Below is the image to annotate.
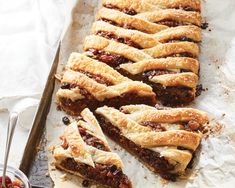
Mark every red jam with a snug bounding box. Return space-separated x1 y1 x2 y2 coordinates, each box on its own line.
0 176 24 188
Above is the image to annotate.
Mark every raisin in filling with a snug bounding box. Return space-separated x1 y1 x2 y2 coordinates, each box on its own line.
77 70 113 86
78 126 109 151
97 116 177 181
96 31 143 49
163 36 196 43
143 69 177 77
101 18 136 30
176 6 200 12
87 48 133 67
60 159 132 188
140 121 166 131
104 4 137 15
156 19 191 27
182 120 201 131
100 18 149 33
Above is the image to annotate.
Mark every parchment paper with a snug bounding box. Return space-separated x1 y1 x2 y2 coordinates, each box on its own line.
46 0 235 187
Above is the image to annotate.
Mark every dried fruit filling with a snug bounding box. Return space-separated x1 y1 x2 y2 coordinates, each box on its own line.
97 116 177 181
60 159 132 188
96 31 142 49
87 48 132 67
78 126 110 151
0 176 24 188
104 4 137 15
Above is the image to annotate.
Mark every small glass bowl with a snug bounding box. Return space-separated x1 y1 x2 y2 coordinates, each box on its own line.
0 164 31 188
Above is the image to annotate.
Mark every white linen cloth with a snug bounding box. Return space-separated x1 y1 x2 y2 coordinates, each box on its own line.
0 0 75 167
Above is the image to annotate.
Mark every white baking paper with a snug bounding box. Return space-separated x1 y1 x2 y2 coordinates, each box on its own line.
46 0 235 187
0 0 71 167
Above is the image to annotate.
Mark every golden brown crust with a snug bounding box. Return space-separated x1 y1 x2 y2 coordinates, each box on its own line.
57 53 155 102
120 105 209 125
154 25 201 42
129 130 201 150
150 72 198 88
67 53 130 84
102 0 201 13
120 57 199 74
136 9 201 27
143 41 199 58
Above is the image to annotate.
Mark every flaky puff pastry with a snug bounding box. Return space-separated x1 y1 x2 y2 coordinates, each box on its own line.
53 108 123 168
96 105 209 174
57 53 155 102
102 0 201 13
53 108 132 187
120 57 199 88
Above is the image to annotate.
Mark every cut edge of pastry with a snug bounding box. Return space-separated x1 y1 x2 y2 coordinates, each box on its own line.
52 108 132 188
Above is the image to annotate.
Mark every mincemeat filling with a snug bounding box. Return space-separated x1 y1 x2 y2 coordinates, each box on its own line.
60 159 132 188
96 31 143 49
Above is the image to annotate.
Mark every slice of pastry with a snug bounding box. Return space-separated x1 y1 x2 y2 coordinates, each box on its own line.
52 108 132 188
56 53 156 116
95 105 209 181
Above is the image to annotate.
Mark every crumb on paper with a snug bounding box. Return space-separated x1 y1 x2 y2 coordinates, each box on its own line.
202 121 224 139
50 162 56 170
60 173 71 182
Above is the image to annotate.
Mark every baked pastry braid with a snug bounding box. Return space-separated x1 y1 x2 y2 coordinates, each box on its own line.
95 104 209 181
56 53 156 115
102 0 201 13
52 108 132 188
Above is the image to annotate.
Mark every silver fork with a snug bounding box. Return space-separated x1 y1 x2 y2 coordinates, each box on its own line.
1 112 18 187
